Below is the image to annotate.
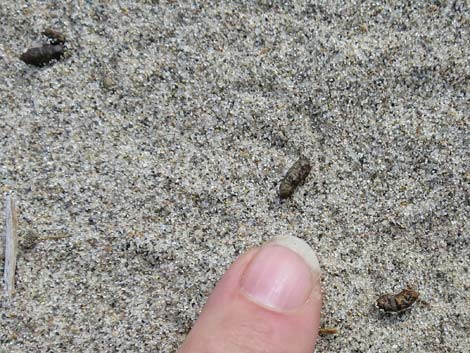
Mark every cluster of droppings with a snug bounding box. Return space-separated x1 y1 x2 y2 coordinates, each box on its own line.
0 0 468 352
19 28 67 66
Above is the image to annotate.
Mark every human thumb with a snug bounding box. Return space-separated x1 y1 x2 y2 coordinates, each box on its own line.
178 235 322 353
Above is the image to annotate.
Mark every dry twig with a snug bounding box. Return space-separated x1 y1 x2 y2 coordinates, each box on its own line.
3 194 18 298
319 327 339 335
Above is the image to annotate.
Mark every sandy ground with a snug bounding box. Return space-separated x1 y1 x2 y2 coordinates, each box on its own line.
1 1 469 352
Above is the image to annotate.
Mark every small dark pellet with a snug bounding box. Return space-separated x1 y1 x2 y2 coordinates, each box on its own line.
20 44 65 66
279 156 311 199
376 288 420 313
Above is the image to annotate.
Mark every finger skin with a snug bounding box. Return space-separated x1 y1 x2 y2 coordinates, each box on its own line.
178 248 322 353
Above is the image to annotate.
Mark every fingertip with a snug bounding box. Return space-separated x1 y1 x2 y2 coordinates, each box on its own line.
270 235 321 274
179 236 322 353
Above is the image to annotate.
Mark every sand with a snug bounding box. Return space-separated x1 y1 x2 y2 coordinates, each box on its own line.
0 1 469 352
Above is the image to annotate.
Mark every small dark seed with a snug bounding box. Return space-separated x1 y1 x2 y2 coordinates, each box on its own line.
279 156 311 199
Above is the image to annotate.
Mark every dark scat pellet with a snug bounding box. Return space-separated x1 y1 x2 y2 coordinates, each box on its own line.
376 288 420 313
279 156 311 199
42 28 66 44
20 44 65 66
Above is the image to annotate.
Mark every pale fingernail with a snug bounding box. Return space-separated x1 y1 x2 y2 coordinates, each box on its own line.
240 235 320 311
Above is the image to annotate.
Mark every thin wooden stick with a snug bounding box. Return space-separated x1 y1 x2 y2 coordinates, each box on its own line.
3 194 18 298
